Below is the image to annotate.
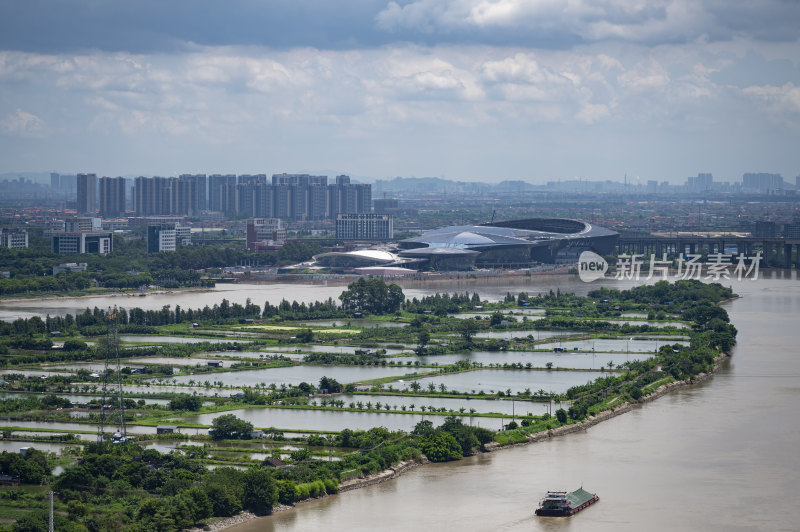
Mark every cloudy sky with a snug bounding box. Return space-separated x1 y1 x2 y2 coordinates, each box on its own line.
1 0 798 183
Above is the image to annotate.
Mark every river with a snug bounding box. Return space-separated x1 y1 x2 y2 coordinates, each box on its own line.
225 273 800 532
1 273 798 530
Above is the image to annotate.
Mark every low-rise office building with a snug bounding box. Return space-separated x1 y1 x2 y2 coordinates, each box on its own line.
336 213 393 240
0 228 28 249
52 232 113 255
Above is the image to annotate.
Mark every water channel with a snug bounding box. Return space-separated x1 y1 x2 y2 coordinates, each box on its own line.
2 274 799 530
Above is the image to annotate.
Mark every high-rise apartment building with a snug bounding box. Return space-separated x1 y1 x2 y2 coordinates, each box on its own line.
179 174 207 211
133 176 199 216
99 176 126 217
77 173 97 214
743 173 784 193
686 173 713 193
125 172 371 221
209 174 236 211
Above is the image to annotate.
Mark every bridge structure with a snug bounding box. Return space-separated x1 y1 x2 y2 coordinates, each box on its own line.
615 235 800 269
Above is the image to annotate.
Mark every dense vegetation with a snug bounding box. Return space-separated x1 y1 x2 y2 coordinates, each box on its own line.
1 415 494 532
0 236 326 296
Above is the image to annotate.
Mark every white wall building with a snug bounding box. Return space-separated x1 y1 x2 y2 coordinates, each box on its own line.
0 228 28 249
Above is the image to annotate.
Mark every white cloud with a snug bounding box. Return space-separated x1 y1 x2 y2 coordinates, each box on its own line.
575 102 611 123
743 83 800 118
617 58 670 92
0 108 49 138
0 38 798 178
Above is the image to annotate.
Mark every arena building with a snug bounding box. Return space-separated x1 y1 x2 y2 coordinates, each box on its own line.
311 218 617 272
396 218 618 270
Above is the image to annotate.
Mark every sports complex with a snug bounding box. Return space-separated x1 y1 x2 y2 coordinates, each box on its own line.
313 218 618 272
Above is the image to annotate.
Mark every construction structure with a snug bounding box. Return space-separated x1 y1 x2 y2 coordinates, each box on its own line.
97 307 129 444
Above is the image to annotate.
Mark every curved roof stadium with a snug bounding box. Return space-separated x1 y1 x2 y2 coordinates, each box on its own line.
398 218 617 270
314 249 401 269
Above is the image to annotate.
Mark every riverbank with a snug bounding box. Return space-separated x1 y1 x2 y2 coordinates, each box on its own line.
199 458 429 531
0 286 211 303
207 352 730 532
484 351 729 451
236 267 573 286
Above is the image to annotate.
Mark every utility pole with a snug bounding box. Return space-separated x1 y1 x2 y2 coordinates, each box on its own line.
49 490 54 532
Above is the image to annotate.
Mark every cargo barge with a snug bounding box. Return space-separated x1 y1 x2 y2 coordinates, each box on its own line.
534 488 598 516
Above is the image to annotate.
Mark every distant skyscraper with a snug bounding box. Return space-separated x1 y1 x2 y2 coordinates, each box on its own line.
132 176 198 216
179 174 207 211
686 173 713 193
238 174 267 185
99 176 126 217
76 173 97 214
743 173 784 193
208 174 236 211
126 172 371 221
169 178 197 215
50 172 60 190
60 174 77 193
133 176 161 215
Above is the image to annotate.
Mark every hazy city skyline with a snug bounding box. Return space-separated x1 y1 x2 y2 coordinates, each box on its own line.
1 1 798 183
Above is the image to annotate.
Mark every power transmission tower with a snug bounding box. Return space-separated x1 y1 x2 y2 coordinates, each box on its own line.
97 306 127 444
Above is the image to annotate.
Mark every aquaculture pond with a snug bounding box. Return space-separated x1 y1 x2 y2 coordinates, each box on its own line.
472 329 577 340
262 345 412 356
297 319 408 328
96 384 247 397
399 368 604 395
338 394 552 416
177 408 504 433
120 335 253 345
0 441 75 454
600 319 689 328
0 392 172 406
535 338 689 352
408 350 653 370
165 365 427 387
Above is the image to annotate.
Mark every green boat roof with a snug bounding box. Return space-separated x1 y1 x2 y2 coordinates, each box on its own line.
567 488 595 507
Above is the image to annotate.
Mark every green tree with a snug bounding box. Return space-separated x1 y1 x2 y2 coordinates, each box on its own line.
417 330 430 353
319 376 342 393
490 312 504 326
458 319 478 343
296 328 314 343
420 432 463 462
12 511 48 532
555 408 568 423
242 467 277 516
168 394 203 411
210 414 254 440
339 278 404 314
